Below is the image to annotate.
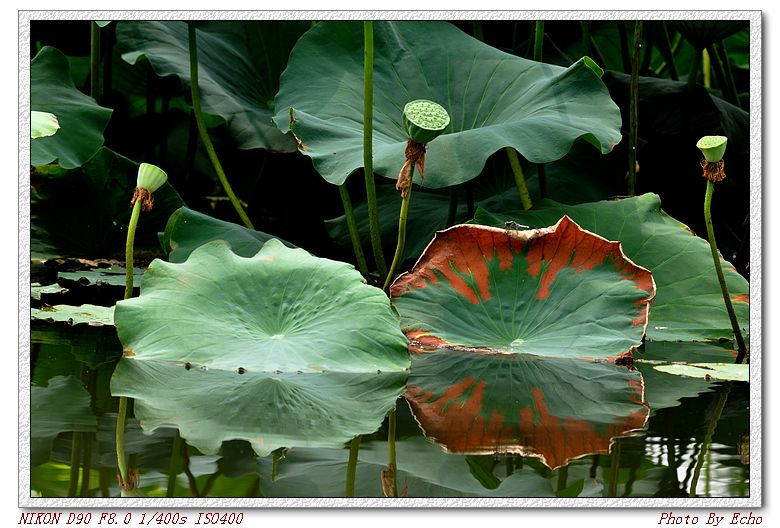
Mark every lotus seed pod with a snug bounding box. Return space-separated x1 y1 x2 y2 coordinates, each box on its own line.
136 163 168 193
403 99 450 144
696 136 728 163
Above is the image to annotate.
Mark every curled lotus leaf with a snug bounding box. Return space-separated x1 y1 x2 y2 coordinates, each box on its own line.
111 240 410 456
273 21 622 188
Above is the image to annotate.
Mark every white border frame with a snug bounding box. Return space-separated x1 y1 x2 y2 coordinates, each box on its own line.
18 10 762 509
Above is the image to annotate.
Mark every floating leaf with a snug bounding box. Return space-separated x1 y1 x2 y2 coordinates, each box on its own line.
163 207 293 264
405 349 648 470
112 240 409 456
31 376 97 465
653 363 748 382
116 21 308 152
475 193 748 342
274 21 622 187
32 304 114 326
31 283 68 301
58 265 143 288
392 216 655 360
31 46 113 168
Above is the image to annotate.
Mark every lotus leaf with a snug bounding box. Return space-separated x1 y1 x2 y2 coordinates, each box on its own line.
111 240 409 456
58 266 144 288
163 207 293 264
31 304 114 326
31 376 97 465
653 363 748 382
116 21 308 152
474 193 749 342
31 46 113 168
273 21 622 188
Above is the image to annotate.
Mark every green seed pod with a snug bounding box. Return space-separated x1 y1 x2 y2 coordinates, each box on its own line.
403 99 450 144
696 135 728 163
136 163 168 193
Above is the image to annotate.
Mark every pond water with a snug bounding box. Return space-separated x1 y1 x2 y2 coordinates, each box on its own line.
29 323 749 499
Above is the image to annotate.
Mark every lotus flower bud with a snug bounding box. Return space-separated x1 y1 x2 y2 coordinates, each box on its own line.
696 135 728 163
403 99 450 144
136 163 168 193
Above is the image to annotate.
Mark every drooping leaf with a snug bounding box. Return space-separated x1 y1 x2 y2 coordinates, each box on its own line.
404 348 648 470
31 46 113 168
273 21 622 188
31 148 184 260
31 376 97 465
111 240 410 456
116 20 309 152
392 216 654 360
474 193 749 342
31 304 114 326
653 363 748 382
163 207 294 264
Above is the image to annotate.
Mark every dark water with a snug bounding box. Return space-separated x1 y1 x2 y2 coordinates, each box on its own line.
29 323 749 499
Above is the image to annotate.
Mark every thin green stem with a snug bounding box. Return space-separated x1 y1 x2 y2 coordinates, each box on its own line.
345 436 361 497
338 184 369 275
656 22 679 80
702 48 712 89
115 396 129 488
68 432 83 497
387 406 398 498
363 22 387 277
89 22 101 101
709 43 739 106
688 48 702 89
689 382 732 496
506 147 532 210
383 171 414 291
533 21 544 62
166 431 183 498
714 42 740 107
556 465 568 493
124 200 142 300
608 437 621 497
617 21 631 74
704 181 748 362
188 22 254 230
628 21 642 196
80 432 94 496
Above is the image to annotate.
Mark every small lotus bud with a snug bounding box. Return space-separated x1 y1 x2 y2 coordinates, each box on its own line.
136 163 168 193
696 135 728 163
403 99 450 144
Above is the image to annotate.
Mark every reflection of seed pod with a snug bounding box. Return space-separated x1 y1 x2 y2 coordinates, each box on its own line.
403 99 450 144
696 135 728 163
136 163 168 193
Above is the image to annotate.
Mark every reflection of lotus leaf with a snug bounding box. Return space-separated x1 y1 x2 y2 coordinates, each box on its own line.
274 21 622 188
111 240 410 456
391 217 653 468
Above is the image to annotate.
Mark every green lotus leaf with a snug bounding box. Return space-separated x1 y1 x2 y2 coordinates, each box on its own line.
258 437 555 497
392 216 655 360
31 283 68 301
116 20 309 152
273 21 622 188
31 304 114 326
163 207 294 264
404 349 648 469
474 193 749 342
111 240 410 456
31 47 113 168
31 148 184 260
653 363 748 382
58 265 144 288
31 376 97 465
668 21 747 50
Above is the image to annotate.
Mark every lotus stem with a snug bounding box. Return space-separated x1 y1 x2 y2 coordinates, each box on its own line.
533 21 544 62
628 21 642 196
715 41 740 107
556 465 567 492
704 180 748 362
688 48 702 89
115 395 130 489
608 437 621 497
124 200 141 300
506 147 532 210
708 43 739 106
383 174 413 291
166 431 183 497
656 22 679 81
702 48 712 89
363 21 387 278
689 382 732 496
345 435 361 497
68 431 83 497
80 432 94 496
187 22 254 230
387 407 398 497
338 184 369 275
89 22 101 101
617 21 631 74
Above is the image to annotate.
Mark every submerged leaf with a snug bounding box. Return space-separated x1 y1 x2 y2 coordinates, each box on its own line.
274 21 621 187
112 240 409 456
